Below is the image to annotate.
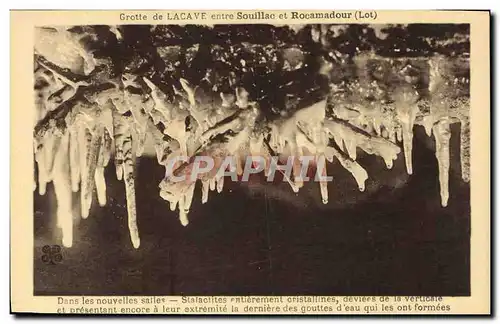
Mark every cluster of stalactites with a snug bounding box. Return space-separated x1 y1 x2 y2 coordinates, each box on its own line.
264 100 401 205
338 53 470 207
33 53 262 248
33 53 470 250
34 97 142 248
34 64 150 249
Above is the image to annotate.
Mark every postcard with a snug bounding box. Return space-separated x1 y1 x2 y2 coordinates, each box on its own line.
10 9 490 315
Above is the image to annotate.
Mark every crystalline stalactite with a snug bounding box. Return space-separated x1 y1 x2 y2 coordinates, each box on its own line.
43 131 60 178
427 56 467 207
396 104 418 175
131 123 147 158
391 84 420 175
396 126 403 143
94 163 106 207
35 143 48 196
317 154 329 204
433 118 451 207
421 116 434 137
69 126 81 192
201 180 210 204
151 128 177 168
80 126 102 219
113 112 141 248
144 78 192 156
291 154 304 189
179 183 196 226
401 114 416 175
261 139 299 193
323 118 400 170
216 175 224 193
169 200 177 212
343 136 357 160
327 144 368 192
127 98 150 157
143 78 173 123
113 116 126 181
95 130 112 207
123 137 141 248
52 130 73 247
297 118 369 193
77 125 90 218
121 127 140 247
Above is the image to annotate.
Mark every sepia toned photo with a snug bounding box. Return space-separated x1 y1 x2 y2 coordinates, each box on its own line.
11 10 490 315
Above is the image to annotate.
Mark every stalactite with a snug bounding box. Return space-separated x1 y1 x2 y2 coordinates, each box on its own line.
327 144 368 192
52 130 73 247
123 128 140 248
69 126 80 192
397 105 418 175
323 118 400 170
94 131 111 207
35 143 48 196
81 126 103 219
317 154 329 204
113 112 141 248
201 179 210 204
433 118 451 207
78 126 91 218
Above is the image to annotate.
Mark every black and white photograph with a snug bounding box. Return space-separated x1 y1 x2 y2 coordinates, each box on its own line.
32 22 472 298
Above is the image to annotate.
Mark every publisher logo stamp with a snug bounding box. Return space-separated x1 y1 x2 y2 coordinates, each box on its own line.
41 245 63 265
